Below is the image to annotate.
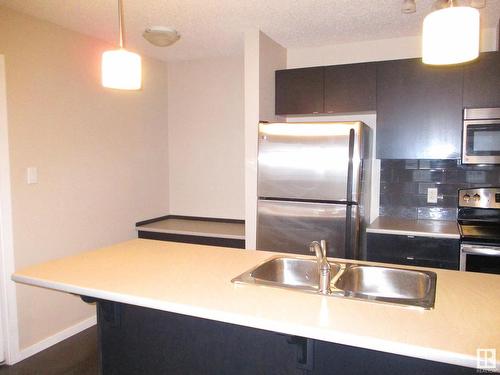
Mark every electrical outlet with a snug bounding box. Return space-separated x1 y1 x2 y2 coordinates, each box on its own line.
427 188 438 204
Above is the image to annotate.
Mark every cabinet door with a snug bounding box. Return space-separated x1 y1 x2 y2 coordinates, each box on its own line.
366 233 459 270
275 67 324 115
324 63 376 113
463 51 500 108
376 59 463 159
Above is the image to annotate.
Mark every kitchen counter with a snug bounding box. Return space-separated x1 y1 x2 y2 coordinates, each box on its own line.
12 239 499 369
367 217 460 239
135 217 245 240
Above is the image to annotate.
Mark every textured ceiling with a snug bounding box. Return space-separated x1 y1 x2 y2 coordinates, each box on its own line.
1 0 499 61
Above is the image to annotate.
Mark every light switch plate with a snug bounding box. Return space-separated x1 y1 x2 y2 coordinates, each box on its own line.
27 167 38 184
427 187 438 204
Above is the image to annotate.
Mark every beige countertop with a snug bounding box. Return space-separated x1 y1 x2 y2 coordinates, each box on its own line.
367 217 460 239
12 239 500 370
136 218 245 240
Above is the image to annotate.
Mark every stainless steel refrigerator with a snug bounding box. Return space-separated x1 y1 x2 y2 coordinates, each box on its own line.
256 121 372 260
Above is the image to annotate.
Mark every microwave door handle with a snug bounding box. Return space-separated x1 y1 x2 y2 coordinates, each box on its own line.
461 245 500 257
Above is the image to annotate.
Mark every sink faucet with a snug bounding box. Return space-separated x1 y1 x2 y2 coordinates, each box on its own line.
309 240 331 295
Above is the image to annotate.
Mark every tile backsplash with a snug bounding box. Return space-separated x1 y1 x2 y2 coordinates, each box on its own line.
379 160 500 221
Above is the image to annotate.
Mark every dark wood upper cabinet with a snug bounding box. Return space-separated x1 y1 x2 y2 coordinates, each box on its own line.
275 67 324 115
324 63 376 113
376 59 463 159
275 53 499 159
463 51 500 108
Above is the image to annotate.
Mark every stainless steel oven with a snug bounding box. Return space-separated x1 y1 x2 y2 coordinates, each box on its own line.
462 107 500 165
458 188 500 275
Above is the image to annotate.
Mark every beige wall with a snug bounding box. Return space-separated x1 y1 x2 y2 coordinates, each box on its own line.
243 30 261 249
167 56 244 219
287 27 499 68
0 7 169 350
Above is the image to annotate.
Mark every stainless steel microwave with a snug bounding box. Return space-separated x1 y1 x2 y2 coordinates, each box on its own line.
462 107 500 164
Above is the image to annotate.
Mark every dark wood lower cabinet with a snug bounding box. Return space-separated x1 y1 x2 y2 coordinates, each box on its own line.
93 299 474 375
367 233 460 270
137 230 245 249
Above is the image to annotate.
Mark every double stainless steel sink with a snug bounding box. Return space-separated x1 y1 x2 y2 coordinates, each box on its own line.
232 256 437 309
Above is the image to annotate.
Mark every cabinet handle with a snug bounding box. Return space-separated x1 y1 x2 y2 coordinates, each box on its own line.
406 256 415 260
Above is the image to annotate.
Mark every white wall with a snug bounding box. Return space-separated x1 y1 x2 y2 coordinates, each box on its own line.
287 27 499 68
167 56 245 219
0 6 169 360
244 30 287 250
259 33 287 122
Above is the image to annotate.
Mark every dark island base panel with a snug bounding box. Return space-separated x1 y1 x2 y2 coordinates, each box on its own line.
92 299 475 375
137 230 245 249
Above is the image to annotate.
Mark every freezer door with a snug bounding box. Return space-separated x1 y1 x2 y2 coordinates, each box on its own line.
257 200 359 258
258 122 364 202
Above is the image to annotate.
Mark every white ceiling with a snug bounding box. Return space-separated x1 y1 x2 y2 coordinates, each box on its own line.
1 0 499 62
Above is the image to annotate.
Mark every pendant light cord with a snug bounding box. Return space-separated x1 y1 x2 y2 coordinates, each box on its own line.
118 0 124 48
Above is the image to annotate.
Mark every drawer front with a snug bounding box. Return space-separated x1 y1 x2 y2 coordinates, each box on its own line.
366 233 459 270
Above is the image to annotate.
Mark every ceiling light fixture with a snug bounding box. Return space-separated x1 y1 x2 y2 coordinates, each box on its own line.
422 0 480 65
143 26 181 47
402 0 417 14
101 0 142 90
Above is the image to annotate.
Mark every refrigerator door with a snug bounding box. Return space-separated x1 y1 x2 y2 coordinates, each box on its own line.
258 122 364 203
257 200 359 258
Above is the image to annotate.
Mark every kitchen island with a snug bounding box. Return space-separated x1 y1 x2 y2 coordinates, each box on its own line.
13 239 500 374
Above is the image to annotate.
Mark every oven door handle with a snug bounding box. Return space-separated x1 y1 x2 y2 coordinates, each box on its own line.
461 244 500 257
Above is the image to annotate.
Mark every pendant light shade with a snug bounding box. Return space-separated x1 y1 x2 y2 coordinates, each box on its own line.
102 49 141 90
422 6 480 65
101 0 142 90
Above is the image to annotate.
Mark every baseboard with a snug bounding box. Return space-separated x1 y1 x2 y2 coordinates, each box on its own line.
15 315 96 364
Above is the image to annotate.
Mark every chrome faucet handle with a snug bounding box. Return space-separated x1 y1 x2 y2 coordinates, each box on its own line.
309 241 322 256
309 240 329 262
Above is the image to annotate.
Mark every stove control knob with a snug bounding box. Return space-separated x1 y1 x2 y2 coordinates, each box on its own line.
473 194 481 202
463 194 470 202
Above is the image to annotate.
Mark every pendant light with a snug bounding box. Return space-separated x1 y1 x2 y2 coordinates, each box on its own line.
422 1 480 65
101 0 142 90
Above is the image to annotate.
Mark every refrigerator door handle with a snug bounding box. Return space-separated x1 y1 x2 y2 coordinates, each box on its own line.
344 129 355 259
346 128 355 202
